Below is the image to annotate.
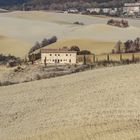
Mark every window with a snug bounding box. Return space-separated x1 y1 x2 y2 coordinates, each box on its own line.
55 54 57 56
58 54 60 56
50 54 52 56
66 54 68 56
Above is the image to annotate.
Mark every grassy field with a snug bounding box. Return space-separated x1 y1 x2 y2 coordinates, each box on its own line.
1 11 140 140
1 64 140 139
0 36 31 57
2 11 140 27
0 11 140 57
48 39 115 54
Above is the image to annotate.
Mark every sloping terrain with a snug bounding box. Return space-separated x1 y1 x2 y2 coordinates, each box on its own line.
3 11 140 28
47 38 114 54
0 11 140 57
0 35 31 57
67 24 140 42
1 64 140 140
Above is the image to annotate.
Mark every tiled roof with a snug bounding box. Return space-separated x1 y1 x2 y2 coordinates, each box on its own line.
41 48 77 53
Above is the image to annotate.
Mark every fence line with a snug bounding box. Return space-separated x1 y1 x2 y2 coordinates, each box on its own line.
77 52 140 64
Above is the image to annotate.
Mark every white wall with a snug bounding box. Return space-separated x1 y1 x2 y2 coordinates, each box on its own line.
123 6 140 13
41 52 77 64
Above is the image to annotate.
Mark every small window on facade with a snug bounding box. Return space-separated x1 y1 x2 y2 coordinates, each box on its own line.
50 54 52 56
58 54 60 56
66 54 68 56
55 54 57 56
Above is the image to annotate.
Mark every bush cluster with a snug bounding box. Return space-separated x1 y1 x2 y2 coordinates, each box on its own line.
0 54 21 65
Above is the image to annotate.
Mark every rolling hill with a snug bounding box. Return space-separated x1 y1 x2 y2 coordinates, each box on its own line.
1 63 140 139
0 11 140 57
0 35 31 57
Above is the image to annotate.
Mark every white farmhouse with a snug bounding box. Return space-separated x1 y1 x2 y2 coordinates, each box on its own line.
102 8 110 14
41 48 77 65
67 8 79 13
123 2 140 14
87 8 101 14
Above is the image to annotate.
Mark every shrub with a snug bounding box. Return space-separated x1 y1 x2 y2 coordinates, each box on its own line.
35 74 41 80
0 54 21 65
79 50 91 55
0 81 18 86
69 46 80 54
48 36 57 44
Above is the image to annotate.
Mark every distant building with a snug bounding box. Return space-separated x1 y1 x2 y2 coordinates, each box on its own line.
86 8 101 14
102 8 111 14
41 48 77 64
86 7 118 15
67 8 79 14
123 2 140 15
102 8 118 15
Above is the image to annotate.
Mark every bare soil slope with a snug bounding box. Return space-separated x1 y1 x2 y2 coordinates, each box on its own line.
1 64 140 140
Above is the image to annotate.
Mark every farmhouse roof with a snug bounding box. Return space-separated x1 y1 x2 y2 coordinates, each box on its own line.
41 48 77 53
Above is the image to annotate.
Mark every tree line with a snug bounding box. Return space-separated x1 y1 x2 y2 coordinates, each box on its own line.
0 0 136 10
113 37 140 54
69 46 91 55
28 36 57 55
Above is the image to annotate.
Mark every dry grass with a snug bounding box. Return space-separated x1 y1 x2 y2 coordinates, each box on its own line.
95 53 140 61
1 64 140 139
0 11 140 57
48 39 115 54
0 36 31 57
66 24 140 42
2 11 140 27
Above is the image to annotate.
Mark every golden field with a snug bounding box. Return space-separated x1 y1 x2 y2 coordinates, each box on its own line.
0 11 140 57
48 39 115 54
1 64 140 139
0 11 140 140
0 36 31 57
